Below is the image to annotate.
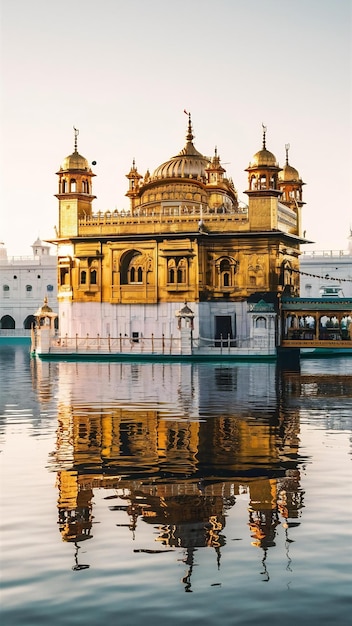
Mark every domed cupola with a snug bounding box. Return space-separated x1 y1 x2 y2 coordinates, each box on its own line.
205 147 226 185
60 128 91 172
125 159 143 211
56 128 96 198
246 125 282 194
278 143 305 207
61 151 89 172
151 113 211 181
56 128 96 237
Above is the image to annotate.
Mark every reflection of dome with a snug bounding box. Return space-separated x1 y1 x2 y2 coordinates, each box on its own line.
61 150 89 171
278 163 300 182
152 118 210 180
250 148 278 167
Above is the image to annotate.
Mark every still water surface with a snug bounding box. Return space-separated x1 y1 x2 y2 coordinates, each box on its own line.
0 343 351 626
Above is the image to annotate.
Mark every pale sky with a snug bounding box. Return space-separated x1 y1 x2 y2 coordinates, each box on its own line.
1 0 351 256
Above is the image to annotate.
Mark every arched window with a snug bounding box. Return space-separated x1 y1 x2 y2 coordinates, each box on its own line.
80 270 87 285
47 284 54 292
255 316 267 329
62 179 67 193
1 315 15 329
259 174 267 189
177 259 187 284
26 285 32 292
281 261 293 289
60 268 69 286
120 250 143 285
168 259 176 284
24 315 36 330
70 179 77 192
137 267 143 282
3 284 9 292
250 175 257 190
169 266 175 283
220 259 231 288
90 269 97 285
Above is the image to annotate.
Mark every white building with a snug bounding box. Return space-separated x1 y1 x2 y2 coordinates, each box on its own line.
0 238 58 335
300 232 352 298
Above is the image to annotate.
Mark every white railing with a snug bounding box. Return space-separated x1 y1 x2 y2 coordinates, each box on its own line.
43 333 258 355
301 250 350 257
50 334 182 355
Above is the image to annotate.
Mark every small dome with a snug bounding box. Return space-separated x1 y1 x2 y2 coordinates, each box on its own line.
61 150 89 171
35 297 55 316
278 163 300 182
250 148 278 167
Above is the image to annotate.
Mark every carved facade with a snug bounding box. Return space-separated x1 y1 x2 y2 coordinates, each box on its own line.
51 117 306 345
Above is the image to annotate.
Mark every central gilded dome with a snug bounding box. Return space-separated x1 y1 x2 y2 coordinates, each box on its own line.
152 117 210 180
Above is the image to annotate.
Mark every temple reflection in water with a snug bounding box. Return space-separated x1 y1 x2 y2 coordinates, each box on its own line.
31 359 308 583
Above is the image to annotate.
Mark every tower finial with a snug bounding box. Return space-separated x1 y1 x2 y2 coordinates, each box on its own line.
73 126 79 152
184 109 194 143
262 123 267 149
285 143 290 165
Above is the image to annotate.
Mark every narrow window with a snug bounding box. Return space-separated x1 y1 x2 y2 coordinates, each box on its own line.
90 269 97 285
60 268 69 285
256 316 267 329
81 270 87 285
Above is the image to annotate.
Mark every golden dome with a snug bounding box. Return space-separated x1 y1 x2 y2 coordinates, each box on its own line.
152 115 210 180
250 148 278 167
249 125 278 168
35 297 55 316
278 163 300 182
61 150 89 171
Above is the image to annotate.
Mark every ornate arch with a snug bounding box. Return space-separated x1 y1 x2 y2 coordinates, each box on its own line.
120 249 152 285
214 255 238 289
